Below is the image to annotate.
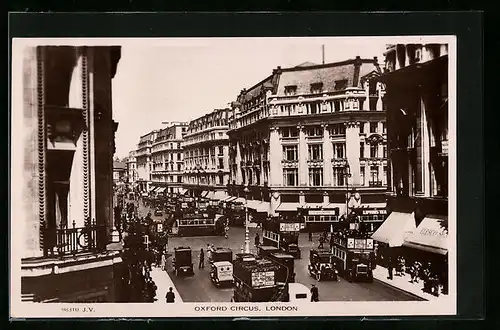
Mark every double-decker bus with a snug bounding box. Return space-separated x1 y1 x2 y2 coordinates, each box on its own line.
330 231 375 282
262 217 305 259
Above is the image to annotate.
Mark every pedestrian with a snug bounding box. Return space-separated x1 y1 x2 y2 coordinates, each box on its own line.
255 233 260 248
199 248 205 269
387 258 394 280
165 287 175 303
308 232 312 242
310 284 319 302
318 236 324 250
161 252 166 271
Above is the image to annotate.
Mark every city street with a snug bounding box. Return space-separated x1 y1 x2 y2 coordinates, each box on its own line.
137 200 422 303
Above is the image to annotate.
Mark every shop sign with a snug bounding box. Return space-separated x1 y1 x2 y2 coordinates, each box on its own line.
309 209 339 216
279 223 304 232
362 209 387 215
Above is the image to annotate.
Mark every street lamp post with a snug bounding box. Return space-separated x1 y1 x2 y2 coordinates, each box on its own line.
344 163 352 221
244 185 250 253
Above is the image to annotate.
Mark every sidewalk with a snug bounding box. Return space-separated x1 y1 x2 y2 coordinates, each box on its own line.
150 267 184 304
372 265 447 301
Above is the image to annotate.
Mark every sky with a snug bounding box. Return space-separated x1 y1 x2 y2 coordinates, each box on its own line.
111 37 388 159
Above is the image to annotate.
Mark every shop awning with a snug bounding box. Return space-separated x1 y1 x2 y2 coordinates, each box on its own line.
205 191 215 199
178 188 188 195
149 186 158 192
403 215 448 255
276 203 301 212
157 187 166 193
224 196 237 202
247 200 271 213
371 211 416 247
212 191 227 201
233 197 246 204
201 191 209 198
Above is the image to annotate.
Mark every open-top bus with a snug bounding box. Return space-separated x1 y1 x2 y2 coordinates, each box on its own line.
262 217 305 259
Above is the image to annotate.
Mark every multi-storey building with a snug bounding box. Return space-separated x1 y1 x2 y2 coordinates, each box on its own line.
135 130 157 193
183 108 232 200
373 44 449 282
151 122 188 195
227 57 388 231
18 45 124 302
126 150 138 186
113 161 127 184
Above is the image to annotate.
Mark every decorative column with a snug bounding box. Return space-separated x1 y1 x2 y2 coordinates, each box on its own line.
298 125 308 186
260 142 265 185
345 121 361 186
299 191 306 207
322 191 330 206
322 124 332 186
236 140 242 184
269 127 282 186
363 80 370 111
376 82 383 110
364 142 370 187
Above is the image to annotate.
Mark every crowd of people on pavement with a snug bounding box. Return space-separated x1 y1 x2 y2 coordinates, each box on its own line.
386 255 448 297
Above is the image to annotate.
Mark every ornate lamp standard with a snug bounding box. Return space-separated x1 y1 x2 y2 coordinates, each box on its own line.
344 163 352 220
244 185 250 253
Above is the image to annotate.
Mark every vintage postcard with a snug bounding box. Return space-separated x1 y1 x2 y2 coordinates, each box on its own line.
10 36 456 318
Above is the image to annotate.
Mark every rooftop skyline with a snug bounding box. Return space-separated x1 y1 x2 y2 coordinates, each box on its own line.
111 38 388 158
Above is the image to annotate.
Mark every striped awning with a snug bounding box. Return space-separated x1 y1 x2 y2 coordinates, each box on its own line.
276 203 301 212
157 187 166 193
201 191 209 198
246 200 271 213
206 191 215 199
224 196 237 202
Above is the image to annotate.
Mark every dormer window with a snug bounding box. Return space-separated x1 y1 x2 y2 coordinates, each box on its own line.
284 85 297 96
310 82 323 94
334 79 348 91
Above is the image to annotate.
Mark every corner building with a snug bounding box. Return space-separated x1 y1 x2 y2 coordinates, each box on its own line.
183 109 232 200
150 122 188 195
20 46 123 302
374 44 449 285
228 58 388 231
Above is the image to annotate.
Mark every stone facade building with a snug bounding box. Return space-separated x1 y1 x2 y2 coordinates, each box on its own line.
227 58 388 231
183 109 232 200
19 46 123 302
135 130 157 193
150 122 188 195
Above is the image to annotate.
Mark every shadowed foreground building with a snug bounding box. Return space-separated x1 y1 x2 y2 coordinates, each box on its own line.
373 44 449 289
20 46 124 302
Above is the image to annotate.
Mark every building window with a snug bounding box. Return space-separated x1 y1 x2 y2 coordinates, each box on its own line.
310 82 323 94
177 153 181 160
333 143 345 159
382 122 387 134
308 144 323 160
309 102 320 114
383 166 387 185
360 142 365 158
218 146 224 155
177 164 182 171
218 158 224 170
334 79 348 91
178 176 182 183
360 167 365 185
283 168 298 186
383 145 387 158
333 168 345 186
370 144 378 158
309 168 323 186
281 127 299 138
370 166 379 185
283 145 298 161
306 126 323 137
219 174 224 185
329 123 346 136
370 122 378 133
359 122 365 134
284 85 297 96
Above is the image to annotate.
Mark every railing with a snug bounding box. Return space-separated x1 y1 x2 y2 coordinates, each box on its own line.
42 220 107 258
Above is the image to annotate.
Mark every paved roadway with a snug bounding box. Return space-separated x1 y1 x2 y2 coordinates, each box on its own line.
135 201 421 303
